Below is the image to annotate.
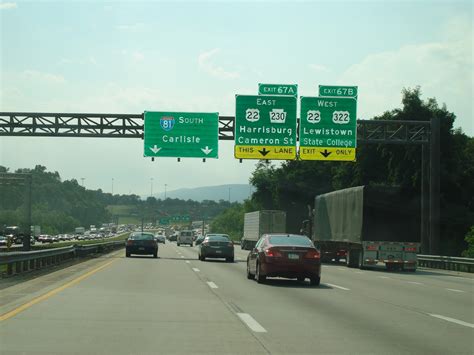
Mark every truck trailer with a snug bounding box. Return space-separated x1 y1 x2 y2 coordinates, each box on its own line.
311 186 420 271
241 210 286 250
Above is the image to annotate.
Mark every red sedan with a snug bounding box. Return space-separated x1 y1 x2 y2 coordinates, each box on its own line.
246 234 321 286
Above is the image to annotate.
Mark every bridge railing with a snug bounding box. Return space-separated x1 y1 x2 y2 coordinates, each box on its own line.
0 241 125 277
417 254 474 273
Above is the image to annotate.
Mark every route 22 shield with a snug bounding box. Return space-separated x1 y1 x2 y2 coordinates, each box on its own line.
160 116 175 131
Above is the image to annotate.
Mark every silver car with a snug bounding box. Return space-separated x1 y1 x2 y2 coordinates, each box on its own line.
177 230 193 247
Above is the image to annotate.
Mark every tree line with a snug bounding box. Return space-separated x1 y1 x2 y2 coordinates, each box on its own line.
211 88 473 256
0 165 236 235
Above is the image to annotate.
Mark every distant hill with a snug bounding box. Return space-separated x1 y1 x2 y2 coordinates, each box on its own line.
151 184 254 202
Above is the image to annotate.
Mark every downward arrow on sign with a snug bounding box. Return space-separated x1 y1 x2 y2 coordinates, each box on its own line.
150 145 161 154
258 148 270 156
201 146 213 155
320 149 332 158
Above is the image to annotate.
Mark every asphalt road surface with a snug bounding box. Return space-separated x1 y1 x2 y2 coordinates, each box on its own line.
1 242 473 354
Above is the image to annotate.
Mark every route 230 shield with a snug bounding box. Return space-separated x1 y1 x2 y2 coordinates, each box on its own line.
160 116 175 131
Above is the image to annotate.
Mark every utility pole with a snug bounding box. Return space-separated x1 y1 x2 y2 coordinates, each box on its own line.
112 178 114 195
150 178 154 198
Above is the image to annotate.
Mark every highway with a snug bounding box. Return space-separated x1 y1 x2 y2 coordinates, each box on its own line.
1 243 473 354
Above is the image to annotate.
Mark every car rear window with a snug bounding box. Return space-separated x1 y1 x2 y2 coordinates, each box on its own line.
181 231 192 236
130 233 154 240
208 235 230 242
269 236 313 246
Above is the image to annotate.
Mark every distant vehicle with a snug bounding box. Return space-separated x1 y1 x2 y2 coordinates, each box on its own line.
126 232 158 258
198 234 234 262
246 234 321 285
305 186 420 271
155 235 166 244
168 233 178 242
177 230 193 247
31 225 41 239
75 227 85 235
0 235 7 246
195 235 205 246
241 210 286 250
4 226 22 244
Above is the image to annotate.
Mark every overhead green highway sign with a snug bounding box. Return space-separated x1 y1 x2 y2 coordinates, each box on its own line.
319 85 358 98
299 96 357 161
144 111 218 158
235 95 297 160
258 83 298 97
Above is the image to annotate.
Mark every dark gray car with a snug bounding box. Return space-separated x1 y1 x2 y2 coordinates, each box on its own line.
198 234 234 262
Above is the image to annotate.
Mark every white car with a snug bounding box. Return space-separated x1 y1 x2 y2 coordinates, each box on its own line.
177 230 193 247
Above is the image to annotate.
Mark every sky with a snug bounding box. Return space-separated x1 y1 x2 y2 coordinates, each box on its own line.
0 0 472 197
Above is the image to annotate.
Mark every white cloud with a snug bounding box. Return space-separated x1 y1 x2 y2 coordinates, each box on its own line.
21 70 65 84
339 17 473 134
0 2 17 10
116 23 146 32
198 48 239 80
308 64 328 73
132 51 145 62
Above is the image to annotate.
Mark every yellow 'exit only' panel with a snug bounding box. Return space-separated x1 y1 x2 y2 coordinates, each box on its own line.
299 147 356 161
235 145 296 160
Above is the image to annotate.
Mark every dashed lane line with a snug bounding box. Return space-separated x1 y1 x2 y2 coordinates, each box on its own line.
192 268 200 272
237 313 267 333
324 283 350 291
428 314 474 328
207 281 218 289
446 288 465 293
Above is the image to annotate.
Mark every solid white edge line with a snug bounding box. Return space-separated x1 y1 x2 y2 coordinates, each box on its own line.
446 288 464 293
324 283 350 291
207 281 218 289
407 281 424 285
185 261 190 264
377 276 390 279
192 268 200 272
237 313 267 333
428 314 474 328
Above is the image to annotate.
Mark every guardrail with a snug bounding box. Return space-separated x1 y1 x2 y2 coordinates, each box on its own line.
417 255 474 273
0 241 125 277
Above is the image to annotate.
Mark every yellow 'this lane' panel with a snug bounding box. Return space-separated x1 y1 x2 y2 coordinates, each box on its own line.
235 145 296 160
299 147 356 161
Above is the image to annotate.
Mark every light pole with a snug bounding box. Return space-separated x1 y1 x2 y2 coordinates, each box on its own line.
150 178 154 198
112 178 114 195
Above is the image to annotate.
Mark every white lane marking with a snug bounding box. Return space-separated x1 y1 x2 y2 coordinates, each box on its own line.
185 261 190 264
237 313 267 333
180 256 184 258
378 276 390 279
207 281 218 289
406 281 424 285
192 268 200 272
324 283 350 291
446 288 465 293
428 314 474 328
337 268 346 271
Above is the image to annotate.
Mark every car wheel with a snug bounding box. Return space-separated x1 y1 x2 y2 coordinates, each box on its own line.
126 252 130 257
190 243 193 247
201 255 206 261
246 262 253 279
310 276 321 286
297 276 305 282
177 243 180 246
153 252 158 258
256 262 266 284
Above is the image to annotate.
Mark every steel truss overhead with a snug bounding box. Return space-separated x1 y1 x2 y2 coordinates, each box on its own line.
0 112 430 144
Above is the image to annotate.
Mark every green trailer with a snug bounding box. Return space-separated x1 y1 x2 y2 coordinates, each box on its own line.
313 186 420 271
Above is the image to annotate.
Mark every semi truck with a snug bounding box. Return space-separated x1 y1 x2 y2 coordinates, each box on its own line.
241 210 286 250
306 186 420 271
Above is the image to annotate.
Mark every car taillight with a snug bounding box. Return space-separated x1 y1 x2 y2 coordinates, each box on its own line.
228 242 234 247
405 247 417 252
304 250 321 259
265 248 282 257
366 244 378 251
